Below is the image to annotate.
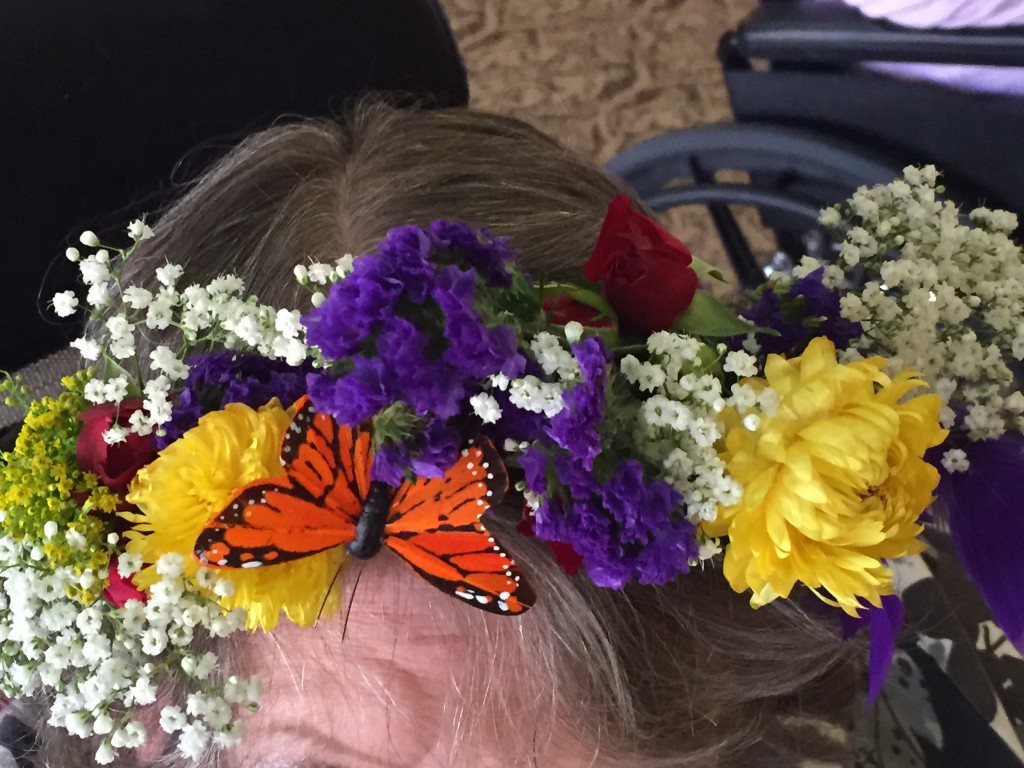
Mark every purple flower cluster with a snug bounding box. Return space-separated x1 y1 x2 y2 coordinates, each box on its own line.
428 221 515 288
547 337 612 471
521 447 696 588
303 222 525 483
157 352 311 448
519 337 696 587
371 421 462 487
935 437 1024 653
738 268 862 357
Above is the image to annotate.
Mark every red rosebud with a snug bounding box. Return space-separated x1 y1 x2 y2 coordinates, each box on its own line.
103 558 147 607
76 400 156 494
584 195 698 336
540 294 615 328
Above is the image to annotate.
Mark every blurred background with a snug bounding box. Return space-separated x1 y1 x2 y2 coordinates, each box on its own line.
444 0 758 285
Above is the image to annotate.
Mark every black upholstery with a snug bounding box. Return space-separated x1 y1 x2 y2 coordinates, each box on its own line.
1 0 468 371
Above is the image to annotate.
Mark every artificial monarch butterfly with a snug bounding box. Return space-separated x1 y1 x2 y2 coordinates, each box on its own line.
194 396 534 616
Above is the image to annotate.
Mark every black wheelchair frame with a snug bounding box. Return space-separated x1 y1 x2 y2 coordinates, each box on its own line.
607 0 1024 287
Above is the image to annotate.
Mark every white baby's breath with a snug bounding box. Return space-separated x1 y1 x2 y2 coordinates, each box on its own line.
127 219 155 241
823 166 1024 441
71 336 102 361
0 540 258 764
51 290 80 318
623 332 743 529
469 392 503 424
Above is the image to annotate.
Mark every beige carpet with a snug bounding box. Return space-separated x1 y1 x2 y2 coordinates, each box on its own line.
443 0 759 281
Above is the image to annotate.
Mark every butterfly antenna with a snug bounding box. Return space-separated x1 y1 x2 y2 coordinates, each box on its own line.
338 561 366 642
314 557 350 628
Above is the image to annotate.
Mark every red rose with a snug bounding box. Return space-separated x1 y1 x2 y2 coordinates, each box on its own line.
103 558 147 607
541 294 615 328
584 195 698 336
76 400 156 494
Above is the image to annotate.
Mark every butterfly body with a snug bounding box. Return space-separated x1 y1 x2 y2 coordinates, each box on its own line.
347 481 391 560
195 397 534 615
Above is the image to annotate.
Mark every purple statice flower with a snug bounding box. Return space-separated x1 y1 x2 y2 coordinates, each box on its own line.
738 289 805 357
158 352 311 448
370 421 461 486
736 268 862 357
529 449 697 588
304 221 527 483
936 436 1024 653
840 594 906 705
590 460 695 587
547 337 612 471
375 316 464 419
789 269 862 351
484 390 548 448
307 357 390 426
374 225 438 303
303 259 401 359
433 266 525 380
428 220 515 288
519 446 550 496
309 272 525 431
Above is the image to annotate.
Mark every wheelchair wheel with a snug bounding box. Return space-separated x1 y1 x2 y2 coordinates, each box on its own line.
606 123 906 288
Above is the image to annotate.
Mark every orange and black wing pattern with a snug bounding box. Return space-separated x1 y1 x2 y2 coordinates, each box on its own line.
194 397 533 615
383 437 534 615
194 396 371 569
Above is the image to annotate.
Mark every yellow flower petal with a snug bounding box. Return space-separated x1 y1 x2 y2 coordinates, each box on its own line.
124 401 348 630
708 337 947 615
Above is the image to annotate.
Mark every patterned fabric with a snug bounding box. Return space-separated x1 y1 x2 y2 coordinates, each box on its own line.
850 534 1024 768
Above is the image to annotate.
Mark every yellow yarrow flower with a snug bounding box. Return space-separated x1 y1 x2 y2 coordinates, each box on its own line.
704 337 947 615
0 370 119 596
124 400 348 631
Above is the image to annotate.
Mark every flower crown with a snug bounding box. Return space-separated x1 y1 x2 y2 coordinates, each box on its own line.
1 166 1022 763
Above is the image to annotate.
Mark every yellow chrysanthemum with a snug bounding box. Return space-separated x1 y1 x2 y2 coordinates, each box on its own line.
124 400 348 630
704 336 947 615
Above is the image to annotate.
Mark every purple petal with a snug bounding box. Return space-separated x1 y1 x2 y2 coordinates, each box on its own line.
867 594 905 705
370 442 410 486
938 437 1024 653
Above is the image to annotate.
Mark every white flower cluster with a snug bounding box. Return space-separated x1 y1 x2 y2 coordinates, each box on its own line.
57 227 340 442
474 330 583 429
621 332 746 545
0 539 257 765
801 166 1024 453
293 254 355 308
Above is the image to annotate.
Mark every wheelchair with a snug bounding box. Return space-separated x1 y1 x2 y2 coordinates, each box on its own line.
606 0 1024 288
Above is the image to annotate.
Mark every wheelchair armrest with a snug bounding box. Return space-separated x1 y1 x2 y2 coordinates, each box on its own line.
730 0 1024 66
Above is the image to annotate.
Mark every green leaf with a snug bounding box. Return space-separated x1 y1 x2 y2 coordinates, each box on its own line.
541 282 618 322
691 254 727 283
540 282 623 346
673 290 754 338
371 402 421 453
100 357 144 397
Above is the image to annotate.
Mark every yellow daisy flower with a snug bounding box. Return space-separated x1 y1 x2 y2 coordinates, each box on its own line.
704 337 947 615
124 400 347 630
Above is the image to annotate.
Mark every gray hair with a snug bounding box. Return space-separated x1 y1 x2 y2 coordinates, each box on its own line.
24 100 863 767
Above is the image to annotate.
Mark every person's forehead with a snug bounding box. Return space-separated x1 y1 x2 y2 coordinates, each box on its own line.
225 557 482 768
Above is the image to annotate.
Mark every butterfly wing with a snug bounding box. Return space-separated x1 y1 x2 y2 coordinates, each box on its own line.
383 437 534 615
195 396 372 569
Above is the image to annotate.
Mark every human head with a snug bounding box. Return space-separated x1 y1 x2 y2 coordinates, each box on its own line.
17 101 862 767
